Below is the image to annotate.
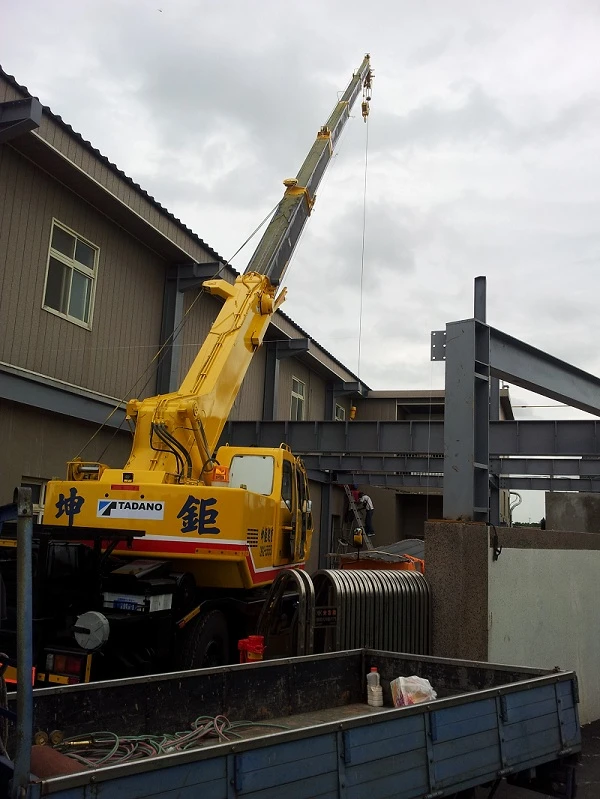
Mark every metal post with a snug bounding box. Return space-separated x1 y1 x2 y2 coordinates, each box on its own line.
474 277 500 525
262 342 279 421
156 272 184 394
318 481 332 570
443 303 490 521
12 487 32 799
474 275 486 323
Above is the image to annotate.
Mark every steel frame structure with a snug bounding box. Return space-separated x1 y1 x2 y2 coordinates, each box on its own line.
434 276 600 522
221 276 600 523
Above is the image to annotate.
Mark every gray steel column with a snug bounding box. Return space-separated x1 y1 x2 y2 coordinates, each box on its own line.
318 481 332 570
474 275 486 323
474 277 500 525
262 342 280 421
325 384 336 421
156 262 221 394
13 487 33 799
156 269 184 394
443 315 490 522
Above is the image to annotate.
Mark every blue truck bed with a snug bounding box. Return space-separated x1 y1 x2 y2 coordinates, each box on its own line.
9 649 580 799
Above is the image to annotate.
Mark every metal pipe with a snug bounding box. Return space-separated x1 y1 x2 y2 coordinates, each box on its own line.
12 486 33 799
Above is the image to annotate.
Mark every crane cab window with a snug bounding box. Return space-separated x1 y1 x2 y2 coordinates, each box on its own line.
281 460 293 510
229 455 274 495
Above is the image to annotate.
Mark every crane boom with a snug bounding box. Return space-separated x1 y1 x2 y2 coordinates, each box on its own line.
121 55 373 481
51 55 373 493
247 53 372 284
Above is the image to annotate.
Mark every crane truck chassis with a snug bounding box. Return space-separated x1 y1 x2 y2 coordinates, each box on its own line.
0 490 581 799
0 57 374 685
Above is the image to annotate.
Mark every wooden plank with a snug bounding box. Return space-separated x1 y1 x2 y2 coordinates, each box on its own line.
343 714 424 765
503 711 563 742
345 747 427 786
241 767 339 799
505 697 561 723
42 757 227 799
433 728 498 762
430 699 497 742
504 726 561 766
347 764 427 799
504 683 556 710
236 735 337 792
433 744 500 785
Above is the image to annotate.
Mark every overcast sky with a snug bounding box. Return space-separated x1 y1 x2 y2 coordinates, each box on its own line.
3 0 600 521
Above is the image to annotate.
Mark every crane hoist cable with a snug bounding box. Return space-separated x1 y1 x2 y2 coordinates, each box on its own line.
356 102 370 377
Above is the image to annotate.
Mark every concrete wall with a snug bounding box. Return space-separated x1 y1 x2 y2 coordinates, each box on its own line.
425 520 600 724
546 491 600 533
488 536 600 724
425 521 489 662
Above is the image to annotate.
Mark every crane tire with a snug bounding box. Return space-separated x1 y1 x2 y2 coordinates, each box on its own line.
179 609 229 670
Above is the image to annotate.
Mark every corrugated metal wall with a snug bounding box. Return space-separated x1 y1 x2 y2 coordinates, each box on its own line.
277 357 327 421
0 145 165 400
0 399 132 505
353 397 397 420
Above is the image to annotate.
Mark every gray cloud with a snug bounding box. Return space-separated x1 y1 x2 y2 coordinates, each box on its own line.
3 2 600 411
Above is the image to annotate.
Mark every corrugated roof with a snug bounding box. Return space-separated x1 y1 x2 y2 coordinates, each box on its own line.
0 65 367 388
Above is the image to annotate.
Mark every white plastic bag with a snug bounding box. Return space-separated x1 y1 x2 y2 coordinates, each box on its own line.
390 675 437 707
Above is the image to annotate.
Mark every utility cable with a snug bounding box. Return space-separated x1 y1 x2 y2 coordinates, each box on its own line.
357 115 370 378
56 716 289 767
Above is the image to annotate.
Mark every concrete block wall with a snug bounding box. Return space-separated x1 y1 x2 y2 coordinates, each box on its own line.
425 521 600 724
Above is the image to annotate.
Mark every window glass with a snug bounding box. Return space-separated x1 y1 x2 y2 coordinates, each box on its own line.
291 377 306 421
75 239 96 269
281 460 293 510
51 226 75 258
69 271 92 320
44 222 98 326
45 257 70 313
229 455 274 495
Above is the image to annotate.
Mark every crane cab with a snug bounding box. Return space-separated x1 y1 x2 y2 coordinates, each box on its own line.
43 445 313 591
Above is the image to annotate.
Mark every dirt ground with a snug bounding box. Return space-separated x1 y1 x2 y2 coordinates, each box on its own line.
473 719 600 798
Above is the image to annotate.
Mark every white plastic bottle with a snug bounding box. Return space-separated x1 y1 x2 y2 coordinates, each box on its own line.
366 666 383 707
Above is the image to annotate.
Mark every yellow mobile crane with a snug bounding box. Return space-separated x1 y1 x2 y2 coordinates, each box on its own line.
18 55 373 681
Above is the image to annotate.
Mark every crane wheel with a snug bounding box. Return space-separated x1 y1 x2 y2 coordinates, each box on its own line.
178 609 229 670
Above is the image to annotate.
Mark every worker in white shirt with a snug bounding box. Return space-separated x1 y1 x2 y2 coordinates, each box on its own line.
358 492 375 536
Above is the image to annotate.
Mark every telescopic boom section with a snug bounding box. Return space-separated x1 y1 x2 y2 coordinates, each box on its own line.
246 53 373 285
123 55 373 484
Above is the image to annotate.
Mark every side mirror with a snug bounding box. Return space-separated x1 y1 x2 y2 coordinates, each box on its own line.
302 500 312 514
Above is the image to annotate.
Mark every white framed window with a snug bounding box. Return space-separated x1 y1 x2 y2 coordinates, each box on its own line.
291 377 305 421
335 404 346 421
20 478 48 523
42 220 98 328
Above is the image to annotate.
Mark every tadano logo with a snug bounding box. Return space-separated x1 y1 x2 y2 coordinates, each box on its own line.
97 500 165 520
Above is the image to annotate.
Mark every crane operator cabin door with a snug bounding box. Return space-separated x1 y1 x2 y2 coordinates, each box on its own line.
275 457 298 565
